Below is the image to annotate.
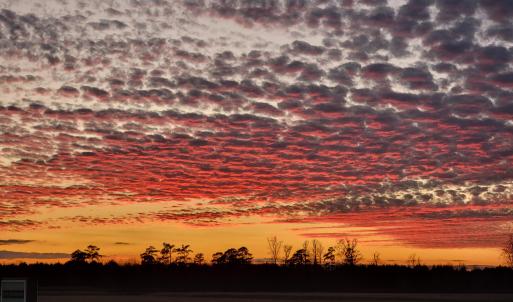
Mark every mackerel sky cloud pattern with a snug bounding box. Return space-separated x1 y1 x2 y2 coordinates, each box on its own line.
1 0 513 249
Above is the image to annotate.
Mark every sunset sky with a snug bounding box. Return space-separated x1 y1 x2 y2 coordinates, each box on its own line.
1 0 513 266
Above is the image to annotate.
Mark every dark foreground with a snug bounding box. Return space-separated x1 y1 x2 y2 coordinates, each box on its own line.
38 292 513 302
2 263 513 294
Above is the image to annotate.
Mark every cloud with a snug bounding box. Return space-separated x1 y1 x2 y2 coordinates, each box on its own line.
436 0 478 21
0 0 513 250
0 250 69 259
57 86 80 97
289 40 325 56
0 239 35 245
480 0 513 22
0 220 44 231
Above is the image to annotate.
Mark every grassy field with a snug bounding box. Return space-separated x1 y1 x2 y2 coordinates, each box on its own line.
38 292 513 302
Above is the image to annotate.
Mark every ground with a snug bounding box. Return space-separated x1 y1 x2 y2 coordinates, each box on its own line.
38 292 513 302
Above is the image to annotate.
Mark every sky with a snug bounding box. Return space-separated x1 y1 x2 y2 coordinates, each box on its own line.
1 0 513 266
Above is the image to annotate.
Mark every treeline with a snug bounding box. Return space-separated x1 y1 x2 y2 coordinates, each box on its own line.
1 236 511 293
70 244 254 266
67 235 513 269
69 238 370 266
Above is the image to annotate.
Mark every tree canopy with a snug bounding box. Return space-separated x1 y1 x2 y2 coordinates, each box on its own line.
212 247 253 265
69 245 102 264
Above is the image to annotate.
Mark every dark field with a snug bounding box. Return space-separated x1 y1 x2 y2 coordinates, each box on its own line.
38 292 513 302
4 263 512 293
4 263 513 302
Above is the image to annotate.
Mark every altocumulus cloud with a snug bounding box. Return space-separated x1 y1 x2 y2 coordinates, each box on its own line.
0 0 512 248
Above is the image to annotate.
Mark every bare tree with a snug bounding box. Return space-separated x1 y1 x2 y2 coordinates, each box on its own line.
267 236 283 265
283 244 293 264
502 233 513 268
371 252 381 266
336 238 363 266
317 242 325 265
311 239 324 265
311 240 318 265
407 253 421 267
302 240 310 262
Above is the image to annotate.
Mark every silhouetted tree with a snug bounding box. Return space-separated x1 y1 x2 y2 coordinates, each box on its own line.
323 246 336 265
70 249 88 263
6 255 513 293
85 245 102 263
267 236 282 265
69 245 102 264
158 242 174 264
288 248 310 265
311 239 324 265
193 253 205 265
211 252 224 265
502 234 513 268
318 243 325 265
140 246 158 265
225 248 243 264
211 247 253 265
283 244 293 264
302 241 310 258
105 259 119 268
371 252 381 266
407 254 421 267
336 239 362 266
174 244 193 264
236 247 253 264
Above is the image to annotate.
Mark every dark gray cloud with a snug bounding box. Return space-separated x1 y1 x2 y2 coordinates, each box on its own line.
0 239 34 245
0 250 69 259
